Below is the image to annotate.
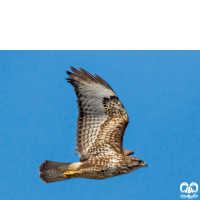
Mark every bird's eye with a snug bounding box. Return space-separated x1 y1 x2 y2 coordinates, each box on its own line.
138 161 142 165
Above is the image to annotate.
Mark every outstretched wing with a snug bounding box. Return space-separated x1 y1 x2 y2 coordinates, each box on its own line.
66 67 129 161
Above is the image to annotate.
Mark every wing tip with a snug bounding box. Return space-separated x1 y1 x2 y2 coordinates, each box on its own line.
66 67 116 93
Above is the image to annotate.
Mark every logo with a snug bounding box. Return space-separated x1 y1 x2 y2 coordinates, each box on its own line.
180 182 198 199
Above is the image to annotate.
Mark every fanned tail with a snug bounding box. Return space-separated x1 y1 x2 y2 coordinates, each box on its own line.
39 160 80 183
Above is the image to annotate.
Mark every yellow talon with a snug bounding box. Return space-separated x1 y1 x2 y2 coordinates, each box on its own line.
64 171 78 176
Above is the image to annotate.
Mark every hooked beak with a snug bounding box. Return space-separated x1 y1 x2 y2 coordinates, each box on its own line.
141 162 148 167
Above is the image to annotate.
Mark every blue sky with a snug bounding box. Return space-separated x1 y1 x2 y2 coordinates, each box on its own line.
0 51 199 200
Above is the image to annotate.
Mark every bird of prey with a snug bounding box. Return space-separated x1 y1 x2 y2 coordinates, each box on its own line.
39 67 147 183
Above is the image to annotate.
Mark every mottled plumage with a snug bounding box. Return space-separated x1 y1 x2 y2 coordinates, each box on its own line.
39 67 147 183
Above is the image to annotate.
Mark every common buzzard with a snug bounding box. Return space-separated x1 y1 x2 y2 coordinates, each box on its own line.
39 67 147 183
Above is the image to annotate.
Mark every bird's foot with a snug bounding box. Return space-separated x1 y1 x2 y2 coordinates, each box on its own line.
64 171 78 177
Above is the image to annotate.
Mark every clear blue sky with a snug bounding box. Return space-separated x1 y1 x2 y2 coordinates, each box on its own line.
0 51 199 200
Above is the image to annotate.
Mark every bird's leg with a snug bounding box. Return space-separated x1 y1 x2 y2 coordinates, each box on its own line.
64 170 79 176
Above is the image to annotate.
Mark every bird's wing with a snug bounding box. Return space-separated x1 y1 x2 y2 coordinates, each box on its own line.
66 67 129 161
123 149 134 156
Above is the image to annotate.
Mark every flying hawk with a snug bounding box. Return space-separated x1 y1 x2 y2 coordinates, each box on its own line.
39 67 147 183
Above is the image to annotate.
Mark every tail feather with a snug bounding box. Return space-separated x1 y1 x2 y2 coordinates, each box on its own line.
39 160 73 183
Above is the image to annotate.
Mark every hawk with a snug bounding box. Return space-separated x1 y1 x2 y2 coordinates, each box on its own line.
39 67 147 183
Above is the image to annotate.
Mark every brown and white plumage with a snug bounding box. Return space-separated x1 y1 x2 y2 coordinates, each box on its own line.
39 67 147 183
67 67 129 161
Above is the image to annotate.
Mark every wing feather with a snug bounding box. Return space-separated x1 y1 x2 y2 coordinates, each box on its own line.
66 68 129 161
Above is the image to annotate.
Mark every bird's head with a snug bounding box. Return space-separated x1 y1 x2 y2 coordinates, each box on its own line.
126 156 148 170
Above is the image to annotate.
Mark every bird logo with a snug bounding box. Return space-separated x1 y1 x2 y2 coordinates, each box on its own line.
180 182 198 199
